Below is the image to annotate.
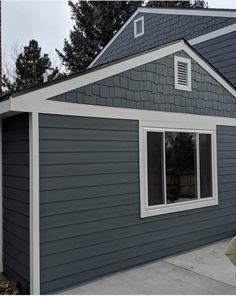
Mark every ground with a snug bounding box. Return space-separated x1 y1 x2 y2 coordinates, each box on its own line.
60 239 236 295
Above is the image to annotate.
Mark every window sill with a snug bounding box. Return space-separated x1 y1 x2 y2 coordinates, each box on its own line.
140 197 218 218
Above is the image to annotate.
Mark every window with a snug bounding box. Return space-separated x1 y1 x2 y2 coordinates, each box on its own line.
134 16 144 38
140 126 218 217
174 56 191 91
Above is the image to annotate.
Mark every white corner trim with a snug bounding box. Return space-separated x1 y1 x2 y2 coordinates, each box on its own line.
134 16 144 38
174 55 192 92
29 113 40 295
189 23 236 46
139 122 218 218
0 120 2 272
88 9 140 68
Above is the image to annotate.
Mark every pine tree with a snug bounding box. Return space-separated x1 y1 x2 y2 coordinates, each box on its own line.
3 39 60 92
56 1 142 73
147 1 207 8
57 1 208 73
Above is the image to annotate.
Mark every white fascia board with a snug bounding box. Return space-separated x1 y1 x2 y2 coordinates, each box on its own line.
189 23 236 45
10 99 236 129
10 41 184 106
89 9 140 68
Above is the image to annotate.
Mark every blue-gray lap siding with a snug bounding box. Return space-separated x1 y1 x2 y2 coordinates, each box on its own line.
39 114 236 294
2 113 30 291
50 51 236 118
194 31 236 87
93 12 236 67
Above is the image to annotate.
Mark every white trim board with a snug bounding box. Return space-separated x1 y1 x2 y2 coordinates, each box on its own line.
10 100 236 129
89 7 236 68
5 40 236 111
189 23 236 46
29 113 40 295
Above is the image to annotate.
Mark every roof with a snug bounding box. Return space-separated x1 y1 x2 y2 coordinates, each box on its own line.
89 7 236 68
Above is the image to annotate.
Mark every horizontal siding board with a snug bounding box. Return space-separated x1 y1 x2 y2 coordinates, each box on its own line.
40 172 139 191
2 114 30 291
3 220 29 243
40 162 138 178
3 176 29 191
41 229 235 294
41 223 236 284
3 165 29 178
41 212 236 270
40 203 140 229
39 115 138 130
2 153 29 165
3 265 29 290
3 198 29 216
40 127 138 141
40 183 139 203
40 193 138 216
3 187 29 204
39 115 236 293
2 141 29 153
40 152 138 165
40 140 138 153
3 243 29 268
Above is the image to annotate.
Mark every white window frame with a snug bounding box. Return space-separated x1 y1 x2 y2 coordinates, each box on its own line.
134 16 144 38
174 56 192 92
139 121 218 218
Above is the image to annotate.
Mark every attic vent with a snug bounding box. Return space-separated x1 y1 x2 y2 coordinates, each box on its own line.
174 56 191 91
134 16 144 38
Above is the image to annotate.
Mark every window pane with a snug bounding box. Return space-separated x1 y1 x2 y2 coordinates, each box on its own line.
165 132 197 204
199 134 212 198
147 132 164 205
136 20 143 35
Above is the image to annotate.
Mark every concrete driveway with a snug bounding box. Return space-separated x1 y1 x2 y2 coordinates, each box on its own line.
60 239 236 295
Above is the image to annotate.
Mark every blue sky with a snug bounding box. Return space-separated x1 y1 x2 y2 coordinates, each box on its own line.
2 0 236 73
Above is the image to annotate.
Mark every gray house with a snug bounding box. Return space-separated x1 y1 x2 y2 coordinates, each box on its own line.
0 7 236 296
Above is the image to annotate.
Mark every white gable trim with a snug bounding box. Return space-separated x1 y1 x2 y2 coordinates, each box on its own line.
89 7 236 68
7 40 236 110
9 41 184 105
189 23 236 45
139 7 236 18
89 9 139 68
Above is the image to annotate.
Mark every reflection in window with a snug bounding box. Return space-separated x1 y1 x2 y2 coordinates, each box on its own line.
146 130 214 209
165 132 197 204
200 134 212 198
147 132 164 205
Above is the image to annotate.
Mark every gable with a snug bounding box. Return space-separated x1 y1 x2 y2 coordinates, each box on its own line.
49 50 236 118
91 11 236 67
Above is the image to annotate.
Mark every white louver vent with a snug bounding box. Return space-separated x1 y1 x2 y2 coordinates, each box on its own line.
174 56 191 91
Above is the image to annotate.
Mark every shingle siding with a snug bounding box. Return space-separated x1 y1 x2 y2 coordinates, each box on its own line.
194 31 236 87
93 12 236 67
39 114 236 294
2 113 30 291
50 51 236 118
